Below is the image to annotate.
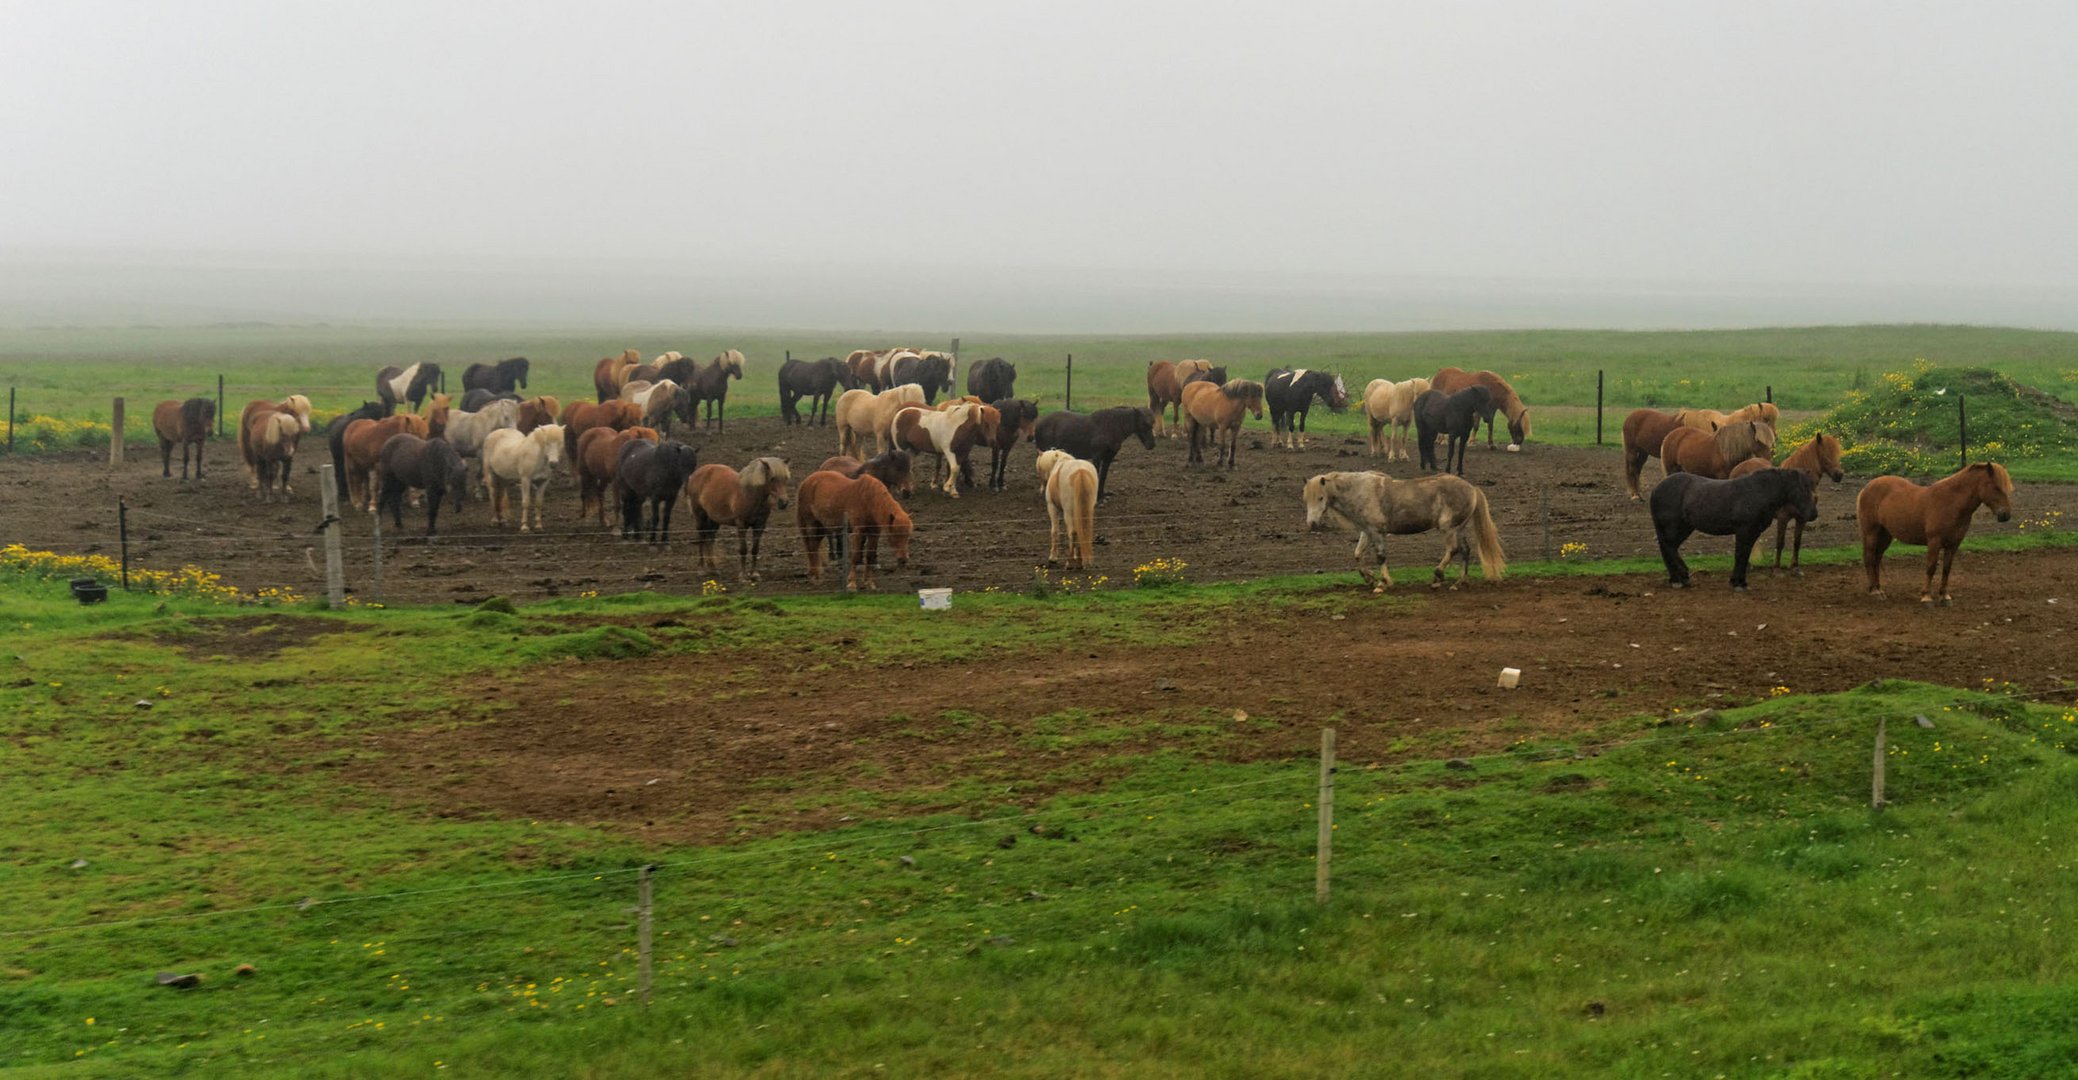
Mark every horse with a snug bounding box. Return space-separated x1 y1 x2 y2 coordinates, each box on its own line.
1361 377 1431 461
891 402 996 497
818 449 914 496
1621 408 1704 499
1181 379 1264 468
619 379 682 433
575 426 659 525
1430 368 1530 450
845 349 887 391
891 351 955 404
375 362 443 413
985 398 1038 491
376 433 470 536
245 412 302 503
593 349 642 402
686 457 793 581
1035 450 1099 570
778 357 860 426
342 414 432 510
1649 469 1818 591
325 401 392 503
560 399 643 462
459 388 522 412
681 350 745 430
614 439 701 544
516 396 559 433
1263 368 1348 449
835 384 927 459
461 357 529 395
438 399 520 495
1145 359 1220 438
1729 432 1844 574
1856 461 2013 604
796 471 912 591
480 425 566 532
966 357 1016 403
1660 421 1775 480
1302 471 1506 591
151 398 215 480
1413 386 1494 476
238 395 313 490
1033 406 1156 500
1684 402 1780 431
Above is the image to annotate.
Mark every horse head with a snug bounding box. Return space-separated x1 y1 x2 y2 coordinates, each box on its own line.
1326 374 1349 411
1977 461 2013 521
1133 408 1157 448
1302 474 1331 531
534 424 567 466
1506 408 1530 446
1035 448 1070 481
1812 433 1844 482
748 457 792 511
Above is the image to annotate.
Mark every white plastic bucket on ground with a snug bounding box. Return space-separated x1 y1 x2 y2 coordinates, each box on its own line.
918 588 952 610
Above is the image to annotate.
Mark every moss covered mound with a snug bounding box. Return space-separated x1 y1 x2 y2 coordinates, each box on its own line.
1790 362 2077 477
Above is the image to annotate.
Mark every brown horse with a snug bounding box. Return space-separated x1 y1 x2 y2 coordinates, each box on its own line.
152 398 216 480
1685 402 1780 431
341 414 431 510
797 471 913 590
1431 368 1531 449
245 412 302 502
1181 379 1264 468
517 395 560 433
1146 359 1218 438
1857 461 2013 604
575 425 659 525
237 395 312 490
1621 408 1703 499
1660 421 1774 481
818 450 915 497
1729 432 1845 574
686 457 794 580
592 349 642 402
559 399 643 461
985 398 1038 491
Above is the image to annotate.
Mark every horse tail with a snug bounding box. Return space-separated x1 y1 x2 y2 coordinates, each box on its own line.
1071 467 1098 567
1468 488 1506 580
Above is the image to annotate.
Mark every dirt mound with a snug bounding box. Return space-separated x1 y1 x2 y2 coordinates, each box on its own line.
1793 363 2078 477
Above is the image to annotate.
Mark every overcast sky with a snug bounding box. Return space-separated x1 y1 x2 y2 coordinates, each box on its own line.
4 2 2075 328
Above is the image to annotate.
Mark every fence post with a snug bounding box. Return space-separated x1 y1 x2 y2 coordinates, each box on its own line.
118 497 130 591
6 385 13 452
1871 718 1887 810
637 865 655 1006
371 507 384 602
1540 486 1552 561
1065 354 1073 411
216 375 225 437
1959 396 1968 467
1765 385 1772 404
318 464 345 608
109 397 125 467
1316 728 1335 905
1595 370 1603 445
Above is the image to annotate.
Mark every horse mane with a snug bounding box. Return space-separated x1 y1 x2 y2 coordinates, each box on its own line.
1221 379 1264 403
1713 421 1763 462
741 456 790 495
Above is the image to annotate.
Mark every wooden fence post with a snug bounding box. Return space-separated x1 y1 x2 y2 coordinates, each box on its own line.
637 865 655 1006
319 464 345 608
1871 718 1887 810
1316 728 1335 905
118 497 130 590
1765 385 1772 404
1540 486 1553 561
109 397 125 467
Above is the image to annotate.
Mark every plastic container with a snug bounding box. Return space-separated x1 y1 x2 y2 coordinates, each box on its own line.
918 588 952 610
1497 667 1521 689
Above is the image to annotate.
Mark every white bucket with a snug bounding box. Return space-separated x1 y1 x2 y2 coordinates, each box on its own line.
1497 667 1521 689
918 587 953 611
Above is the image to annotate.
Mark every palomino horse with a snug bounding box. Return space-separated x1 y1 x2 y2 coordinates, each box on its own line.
686 457 793 581
890 402 993 497
1413 386 1494 476
986 398 1038 491
682 350 745 430
1621 408 1705 499
342 414 431 510
593 349 642 402
245 412 303 503
835 384 927 459
1649 469 1817 591
1145 359 1219 438
481 425 566 532
1729 432 1845 574
1361 377 1430 461
1264 369 1349 449
461 357 529 395
238 395 313 490
1431 368 1531 449
376 433 470 536
151 398 215 480
614 439 701 544
1181 379 1264 469
1660 421 1775 480
1684 402 1780 431
1035 450 1099 570
796 470 913 591
375 362 443 413
966 358 1016 402
1033 406 1156 500
777 357 860 426
574 426 659 525
1856 461 2013 604
1302 471 1506 591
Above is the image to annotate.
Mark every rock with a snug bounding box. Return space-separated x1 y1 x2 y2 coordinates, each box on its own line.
899 855 917 868
69 859 88 870
155 971 201 989
1154 678 1176 692
1445 758 1474 771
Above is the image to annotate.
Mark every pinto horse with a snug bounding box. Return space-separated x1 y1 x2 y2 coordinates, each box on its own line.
238 395 313 490
966 358 1016 403
375 363 443 413
796 471 913 591
686 457 793 581
986 398 1038 491
619 379 682 433
376 433 470 536
1361 377 1430 461
778 357 859 426
1182 379 1264 468
1413 386 1494 476
1033 406 1156 500
245 412 302 503
461 357 529 395
614 439 701 544
1660 421 1774 480
1650 468 1818 591
342 414 431 510
891 402 995 497
574 426 659 525
1431 368 1531 450
1303 471 1506 591
1035 450 1099 570
1729 432 1844 574
1145 360 1221 438
681 350 745 430
151 398 215 480
1263 369 1348 449
593 349 642 402
1857 461 2013 604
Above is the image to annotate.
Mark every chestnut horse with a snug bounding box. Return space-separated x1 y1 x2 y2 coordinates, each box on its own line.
1621 408 1703 499
817 450 914 497
1660 421 1774 481
560 399 643 461
1857 461 2013 604
593 349 642 402
1146 359 1219 438
1362 377 1430 461
1684 402 1780 431
796 471 912 591
245 412 303 503
1431 368 1530 449
517 396 560 434
575 426 659 525
1181 379 1264 469
342 414 431 510
1035 450 1099 570
238 395 313 490
152 397 216 480
1729 432 1844 574
686 457 794 580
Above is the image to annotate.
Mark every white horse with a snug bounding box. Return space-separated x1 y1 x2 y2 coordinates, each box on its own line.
481 424 565 531
1035 449 1099 569
835 383 927 458
1302 470 1505 591
441 399 520 493
891 402 978 497
1362 377 1431 461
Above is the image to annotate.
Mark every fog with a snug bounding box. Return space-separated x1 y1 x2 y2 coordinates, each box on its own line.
5 2 2076 331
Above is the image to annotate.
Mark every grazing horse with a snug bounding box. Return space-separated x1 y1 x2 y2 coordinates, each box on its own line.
151 398 215 480
1621 408 1705 499
560 399 643 461
891 351 955 404
985 398 1039 491
1650 469 1818 591
238 395 313 490
681 350 745 430
245 413 302 503
1730 432 1845 574
325 401 392 503
1264 368 1348 449
574 426 659 525
891 402 996 497
818 449 914 497
1431 368 1531 450
376 434 470 536
459 388 522 412
480 425 566 532
461 357 529 395
614 439 701 544
1035 450 1099 570
835 384 927 458
1413 386 1494 476
1145 359 1220 438
619 379 682 433
1033 406 1157 500
966 357 1016 403
375 362 443 413
1181 379 1265 468
1660 421 1775 480
686 457 793 580
1362 377 1431 461
1856 461 2013 604
778 357 860 426
1302 471 1506 591
796 471 913 591
343 414 433 510
593 349 642 402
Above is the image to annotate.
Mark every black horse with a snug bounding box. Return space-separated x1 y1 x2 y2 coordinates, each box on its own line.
1414 386 1494 476
966 358 1017 402
375 433 470 536
1033 406 1156 500
1650 468 1818 591
326 400 395 504
891 353 955 404
680 354 744 431
615 439 701 544
1263 368 1349 449
461 357 529 394
458 387 523 412
986 398 1039 491
778 357 860 426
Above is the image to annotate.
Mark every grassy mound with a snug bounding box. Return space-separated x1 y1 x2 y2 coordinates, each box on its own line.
1791 360 2078 477
518 624 655 661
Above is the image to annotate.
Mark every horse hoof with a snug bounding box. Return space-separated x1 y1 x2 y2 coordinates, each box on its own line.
1732 585 1747 593
1939 597 1953 606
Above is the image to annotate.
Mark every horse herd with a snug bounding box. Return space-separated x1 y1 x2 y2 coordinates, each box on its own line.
141 350 2019 603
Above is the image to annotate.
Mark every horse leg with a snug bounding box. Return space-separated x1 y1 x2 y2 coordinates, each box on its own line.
518 477 533 533
1228 426 1240 469
1937 541 1959 604
1790 516 1806 575
1770 514 1789 572
1730 526 1761 590
1862 527 1891 596
1921 543 1941 604
1658 526 1693 587
1045 494 1063 565
1372 531 1394 591
1431 529 1462 589
1624 444 1646 500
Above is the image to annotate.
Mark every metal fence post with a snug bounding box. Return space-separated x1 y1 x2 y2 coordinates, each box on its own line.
1065 354 1073 411
1595 369 1603 445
